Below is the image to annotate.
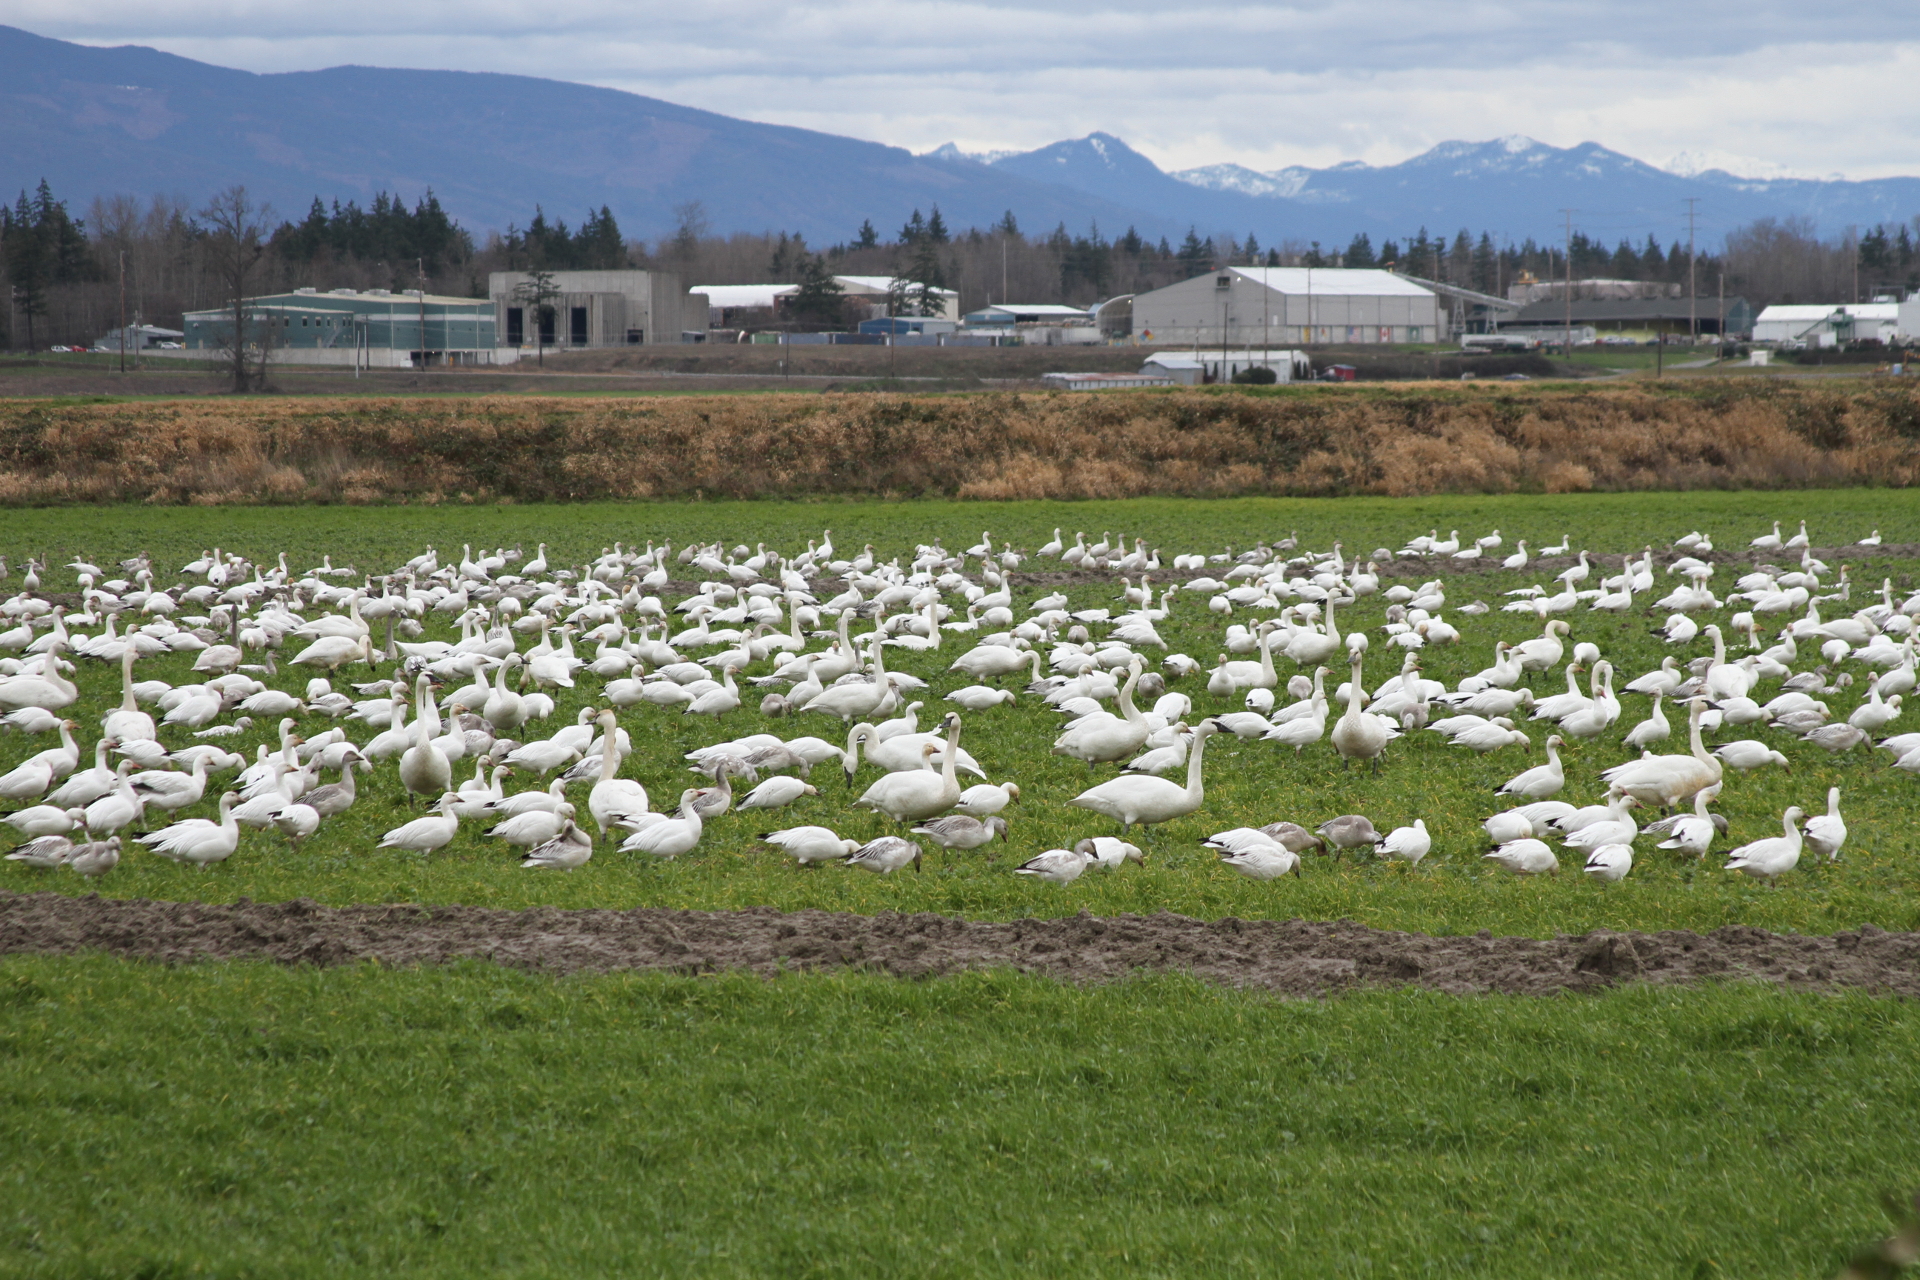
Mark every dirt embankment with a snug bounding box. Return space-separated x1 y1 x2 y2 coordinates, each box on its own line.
1 382 1917 506
4 893 1916 996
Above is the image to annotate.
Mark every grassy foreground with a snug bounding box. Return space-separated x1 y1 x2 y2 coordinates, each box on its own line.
5 489 1920 937
3 956 1917 1278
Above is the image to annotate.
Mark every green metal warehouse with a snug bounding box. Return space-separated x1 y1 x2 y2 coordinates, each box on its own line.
181 288 498 368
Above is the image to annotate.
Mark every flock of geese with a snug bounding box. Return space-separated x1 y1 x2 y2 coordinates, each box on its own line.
0 518 1896 890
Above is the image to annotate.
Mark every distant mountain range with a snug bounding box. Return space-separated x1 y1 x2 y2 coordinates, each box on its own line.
4 23 1918 249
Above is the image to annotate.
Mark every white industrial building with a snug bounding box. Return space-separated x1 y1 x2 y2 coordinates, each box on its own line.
1142 349 1312 385
1132 268 1445 346
488 270 709 351
1752 302 1901 347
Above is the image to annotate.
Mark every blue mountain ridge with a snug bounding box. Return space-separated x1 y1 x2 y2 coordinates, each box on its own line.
4 25 1916 248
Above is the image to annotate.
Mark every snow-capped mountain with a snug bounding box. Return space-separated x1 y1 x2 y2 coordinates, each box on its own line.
946 131 1920 245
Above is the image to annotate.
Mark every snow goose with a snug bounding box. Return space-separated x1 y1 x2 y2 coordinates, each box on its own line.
1216 841 1301 879
945 685 1017 711
848 835 923 874
1803 787 1846 861
130 754 214 816
1051 660 1152 766
618 789 704 858
139 792 242 870
487 797 577 848
910 814 1007 849
82 762 144 836
1378 819 1431 867
1484 839 1559 875
1013 847 1093 884
737 776 817 811
1511 620 1571 678
953 781 1020 817
1316 814 1382 853
378 793 462 854
1448 719 1528 753
4 834 72 869
1655 785 1723 858
1482 810 1536 845
66 836 120 879
1712 740 1789 773
760 826 861 866
1494 735 1565 800
1562 795 1640 851
1582 844 1633 882
1076 836 1144 869
520 821 594 870
1725 807 1805 883
2 804 83 838
0 640 78 712
0 753 56 803
1623 692 1670 749
1070 719 1221 833
268 802 320 849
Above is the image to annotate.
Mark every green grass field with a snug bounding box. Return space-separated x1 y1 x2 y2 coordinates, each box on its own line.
4 955 1918 1278
5 491 1920 1275
4 490 1918 936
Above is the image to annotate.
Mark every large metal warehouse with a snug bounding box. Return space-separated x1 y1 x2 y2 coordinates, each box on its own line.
1132 267 1445 346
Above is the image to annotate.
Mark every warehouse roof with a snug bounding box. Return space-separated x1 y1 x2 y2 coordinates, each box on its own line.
1225 267 1436 297
694 284 794 308
1511 297 1752 324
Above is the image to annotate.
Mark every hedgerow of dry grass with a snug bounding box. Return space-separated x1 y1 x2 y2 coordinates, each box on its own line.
2 382 1918 505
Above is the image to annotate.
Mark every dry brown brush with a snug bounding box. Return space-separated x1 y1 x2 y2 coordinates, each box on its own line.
3 383 1919 506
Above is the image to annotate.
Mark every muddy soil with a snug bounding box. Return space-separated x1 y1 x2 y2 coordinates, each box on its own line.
3 892 1915 996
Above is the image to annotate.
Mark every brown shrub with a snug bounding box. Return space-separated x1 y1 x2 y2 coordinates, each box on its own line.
1 382 1917 506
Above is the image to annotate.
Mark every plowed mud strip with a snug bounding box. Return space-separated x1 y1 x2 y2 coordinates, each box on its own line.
4 892 1918 996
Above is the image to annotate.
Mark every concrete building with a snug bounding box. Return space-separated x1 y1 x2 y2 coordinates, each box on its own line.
488 270 709 350
1754 302 1900 347
181 288 497 367
1132 268 1444 346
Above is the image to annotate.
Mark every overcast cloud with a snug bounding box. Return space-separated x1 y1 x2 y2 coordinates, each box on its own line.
17 1 1920 180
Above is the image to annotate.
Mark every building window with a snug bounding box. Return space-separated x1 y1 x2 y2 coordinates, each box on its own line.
1216 275 1232 289
570 306 588 346
626 329 644 345
506 307 524 346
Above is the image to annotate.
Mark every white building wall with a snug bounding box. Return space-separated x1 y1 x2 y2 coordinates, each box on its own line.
1133 271 1444 345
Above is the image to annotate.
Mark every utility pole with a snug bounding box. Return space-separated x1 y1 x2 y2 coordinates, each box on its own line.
117 250 127 375
1685 198 1699 342
417 258 428 369
1849 226 1860 306
1560 209 1575 356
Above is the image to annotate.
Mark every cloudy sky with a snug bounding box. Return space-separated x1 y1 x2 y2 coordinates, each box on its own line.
17 1 1920 180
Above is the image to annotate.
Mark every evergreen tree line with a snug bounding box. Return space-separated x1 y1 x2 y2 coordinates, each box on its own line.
4 177 1917 348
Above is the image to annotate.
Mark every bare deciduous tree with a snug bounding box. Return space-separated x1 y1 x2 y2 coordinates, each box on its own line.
199 186 273 392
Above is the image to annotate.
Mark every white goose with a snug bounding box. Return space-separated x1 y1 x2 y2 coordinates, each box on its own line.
1070 718 1222 833
855 714 965 822
139 792 241 871
759 825 861 866
618 789 705 858
1724 807 1805 883
586 709 649 838
1602 699 1721 809
1329 640 1392 770
1495 735 1565 799
378 793 462 854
